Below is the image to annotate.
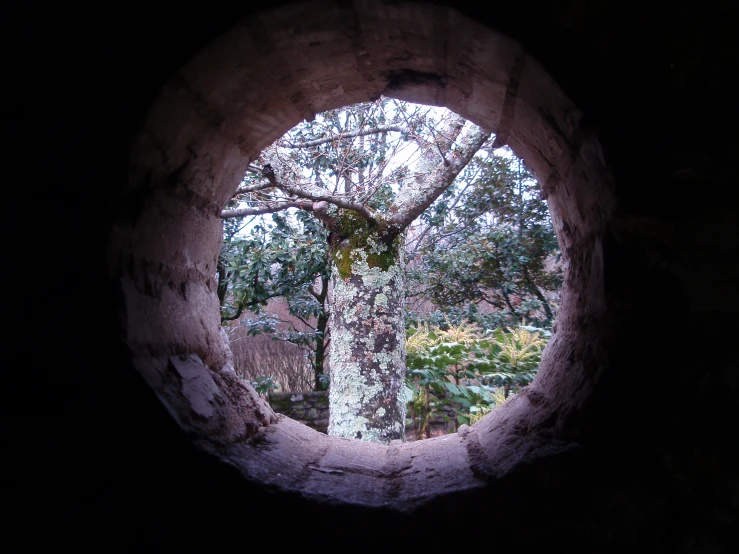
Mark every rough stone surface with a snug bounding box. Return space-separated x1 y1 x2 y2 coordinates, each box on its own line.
14 0 739 551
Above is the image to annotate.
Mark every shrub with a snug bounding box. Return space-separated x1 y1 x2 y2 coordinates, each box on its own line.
405 322 550 436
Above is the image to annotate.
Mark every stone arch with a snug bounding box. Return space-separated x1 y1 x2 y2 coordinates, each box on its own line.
109 0 615 509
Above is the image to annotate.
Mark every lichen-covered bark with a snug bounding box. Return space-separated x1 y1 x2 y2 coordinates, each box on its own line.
388 118 492 231
327 227 407 444
320 121 491 444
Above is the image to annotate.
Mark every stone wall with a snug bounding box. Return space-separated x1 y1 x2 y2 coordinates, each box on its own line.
268 391 329 434
269 390 458 440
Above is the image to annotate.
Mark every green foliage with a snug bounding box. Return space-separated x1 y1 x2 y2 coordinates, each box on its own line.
218 210 330 384
317 372 330 391
406 151 562 329
220 211 328 318
481 324 550 387
404 322 550 436
249 375 280 397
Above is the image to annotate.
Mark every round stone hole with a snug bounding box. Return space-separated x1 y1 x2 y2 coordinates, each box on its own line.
108 0 615 511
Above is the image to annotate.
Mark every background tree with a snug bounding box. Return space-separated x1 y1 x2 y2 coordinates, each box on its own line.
218 210 330 390
404 149 562 330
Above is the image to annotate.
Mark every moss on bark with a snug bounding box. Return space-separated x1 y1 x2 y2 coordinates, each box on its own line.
330 210 401 279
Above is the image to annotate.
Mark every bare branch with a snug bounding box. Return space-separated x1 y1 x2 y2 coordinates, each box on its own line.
291 313 315 329
231 181 275 198
278 125 406 148
404 177 476 254
388 124 492 231
225 184 376 224
245 164 265 175
277 180 377 222
221 200 314 219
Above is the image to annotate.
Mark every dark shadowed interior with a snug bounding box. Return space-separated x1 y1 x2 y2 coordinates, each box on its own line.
12 1 739 551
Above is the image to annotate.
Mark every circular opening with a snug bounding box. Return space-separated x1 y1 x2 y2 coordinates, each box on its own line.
219 98 562 442
109 0 615 510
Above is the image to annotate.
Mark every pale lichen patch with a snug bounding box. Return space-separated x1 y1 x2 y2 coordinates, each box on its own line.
327 234 408 444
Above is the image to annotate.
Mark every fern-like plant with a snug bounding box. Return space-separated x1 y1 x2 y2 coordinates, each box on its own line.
404 321 551 436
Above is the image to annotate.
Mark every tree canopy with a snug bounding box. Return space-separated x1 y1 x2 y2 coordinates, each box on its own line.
405 148 562 330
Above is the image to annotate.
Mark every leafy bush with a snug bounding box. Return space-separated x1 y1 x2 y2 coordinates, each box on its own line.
404 321 550 436
249 375 280 397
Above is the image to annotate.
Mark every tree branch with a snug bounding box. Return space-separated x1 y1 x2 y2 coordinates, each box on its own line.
275 179 377 222
278 125 406 148
245 164 266 175
522 266 554 322
307 285 322 300
480 293 506 310
388 124 492 231
221 200 313 219
247 163 378 223
291 313 315 330
231 181 275 198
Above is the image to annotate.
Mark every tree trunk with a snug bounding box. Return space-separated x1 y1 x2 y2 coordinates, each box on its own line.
318 121 490 444
216 259 228 307
314 278 329 390
326 219 407 444
425 386 431 439
522 266 554 324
